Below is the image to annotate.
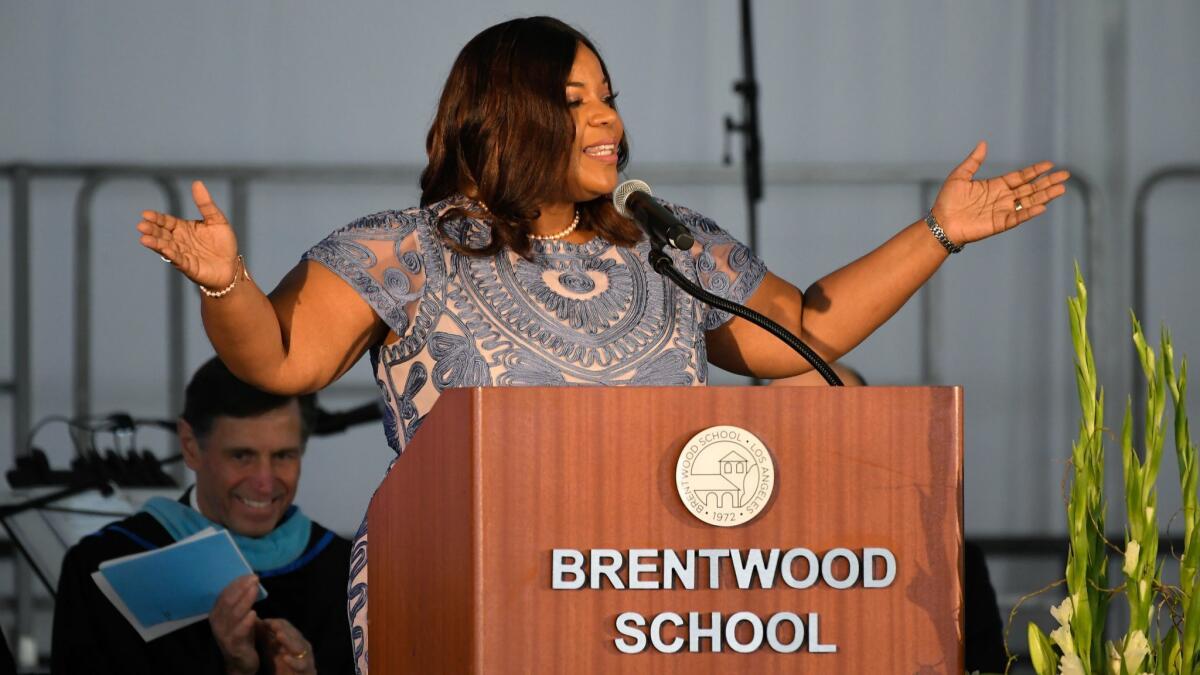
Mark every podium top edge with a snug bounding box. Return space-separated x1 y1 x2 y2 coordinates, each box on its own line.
441 385 963 393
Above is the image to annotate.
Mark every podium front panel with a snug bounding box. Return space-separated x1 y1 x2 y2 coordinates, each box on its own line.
370 386 962 673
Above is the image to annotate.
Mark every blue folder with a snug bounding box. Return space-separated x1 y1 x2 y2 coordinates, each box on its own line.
97 529 267 627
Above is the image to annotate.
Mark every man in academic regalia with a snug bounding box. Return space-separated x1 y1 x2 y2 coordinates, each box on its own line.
51 357 353 674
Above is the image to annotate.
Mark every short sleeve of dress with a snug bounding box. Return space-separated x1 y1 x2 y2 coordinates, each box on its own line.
301 209 438 341
668 203 769 330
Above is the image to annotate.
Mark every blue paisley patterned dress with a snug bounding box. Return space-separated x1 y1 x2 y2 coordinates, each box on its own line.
302 196 766 674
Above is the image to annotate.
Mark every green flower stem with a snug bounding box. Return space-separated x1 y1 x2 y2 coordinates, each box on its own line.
1165 336 1200 672
1026 264 1200 675
1126 316 1166 641
1038 263 1110 674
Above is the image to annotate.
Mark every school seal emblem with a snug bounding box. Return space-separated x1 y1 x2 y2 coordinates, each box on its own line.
675 425 775 527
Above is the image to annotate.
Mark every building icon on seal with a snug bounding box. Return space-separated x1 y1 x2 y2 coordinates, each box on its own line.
689 450 755 509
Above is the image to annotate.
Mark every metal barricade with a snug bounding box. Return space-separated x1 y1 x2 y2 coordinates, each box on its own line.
0 159 1095 666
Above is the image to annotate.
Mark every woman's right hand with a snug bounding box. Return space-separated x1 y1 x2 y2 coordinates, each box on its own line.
137 180 241 288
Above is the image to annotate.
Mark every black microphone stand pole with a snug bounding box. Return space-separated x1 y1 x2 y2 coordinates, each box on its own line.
722 0 775 385
724 0 764 256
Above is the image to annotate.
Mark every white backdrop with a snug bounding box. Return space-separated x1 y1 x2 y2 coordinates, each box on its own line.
2 1 1200 658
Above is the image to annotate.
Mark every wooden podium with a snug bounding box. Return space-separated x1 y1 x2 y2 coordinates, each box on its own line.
368 386 963 673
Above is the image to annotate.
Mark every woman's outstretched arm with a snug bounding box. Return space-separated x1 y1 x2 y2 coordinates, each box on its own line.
706 141 1069 378
137 181 385 394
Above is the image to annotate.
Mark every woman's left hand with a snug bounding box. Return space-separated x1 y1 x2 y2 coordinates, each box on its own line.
931 140 1070 246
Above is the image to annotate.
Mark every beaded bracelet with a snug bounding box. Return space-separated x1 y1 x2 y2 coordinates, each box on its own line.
198 255 250 298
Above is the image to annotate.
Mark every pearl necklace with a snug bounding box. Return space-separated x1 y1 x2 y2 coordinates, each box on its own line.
472 198 580 242
527 210 580 241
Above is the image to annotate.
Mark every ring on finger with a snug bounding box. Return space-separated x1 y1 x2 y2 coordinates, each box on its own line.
295 648 308 659
160 256 172 263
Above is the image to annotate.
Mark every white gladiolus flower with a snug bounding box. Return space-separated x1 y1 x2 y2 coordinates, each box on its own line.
1051 596 1076 627
1123 540 1140 575
1059 653 1085 675
1051 625 1076 656
1106 632 1151 675
1124 631 1150 673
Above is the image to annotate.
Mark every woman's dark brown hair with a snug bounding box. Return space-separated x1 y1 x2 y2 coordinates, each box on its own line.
419 16 640 258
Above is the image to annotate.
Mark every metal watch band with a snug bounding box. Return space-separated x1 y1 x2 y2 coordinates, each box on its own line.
924 212 963 254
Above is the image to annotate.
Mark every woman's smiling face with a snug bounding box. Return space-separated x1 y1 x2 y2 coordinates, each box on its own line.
563 43 624 202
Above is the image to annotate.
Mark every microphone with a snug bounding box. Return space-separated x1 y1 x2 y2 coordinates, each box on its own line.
612 180 695 250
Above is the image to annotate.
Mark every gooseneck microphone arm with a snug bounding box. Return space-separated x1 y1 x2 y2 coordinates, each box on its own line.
613 179 843 386
647 246 844 386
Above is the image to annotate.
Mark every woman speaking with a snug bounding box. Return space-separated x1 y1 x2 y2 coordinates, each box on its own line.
136 16 1067 672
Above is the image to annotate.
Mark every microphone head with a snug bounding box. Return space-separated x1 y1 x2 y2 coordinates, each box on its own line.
612 179 652 218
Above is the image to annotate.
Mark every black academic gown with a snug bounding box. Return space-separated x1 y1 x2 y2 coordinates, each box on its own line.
50 497 353 675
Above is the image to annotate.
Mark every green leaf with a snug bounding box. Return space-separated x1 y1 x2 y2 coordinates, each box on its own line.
1160 628 1179 674
1028 623 1060 675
